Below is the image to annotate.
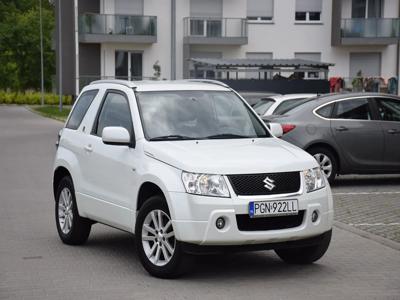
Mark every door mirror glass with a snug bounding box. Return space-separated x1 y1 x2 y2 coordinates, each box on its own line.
102 126 131 146
269 123 283 138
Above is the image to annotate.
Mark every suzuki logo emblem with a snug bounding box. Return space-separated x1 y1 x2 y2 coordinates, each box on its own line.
263 177 275 191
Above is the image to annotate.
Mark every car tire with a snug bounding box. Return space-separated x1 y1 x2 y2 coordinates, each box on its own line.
135 195 192 279
307 147 338 183
275 230 332 264
55 176 92 245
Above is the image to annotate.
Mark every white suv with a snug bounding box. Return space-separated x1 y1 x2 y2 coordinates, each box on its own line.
53 80 333 278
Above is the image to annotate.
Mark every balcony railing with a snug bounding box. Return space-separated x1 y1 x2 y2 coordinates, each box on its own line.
79 13 157 37
341 18 400 39
183 17 247 44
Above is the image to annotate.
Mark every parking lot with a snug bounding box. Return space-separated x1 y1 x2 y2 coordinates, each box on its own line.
0 106 399 299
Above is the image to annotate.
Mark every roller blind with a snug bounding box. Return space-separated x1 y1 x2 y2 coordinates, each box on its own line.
350 53 381 77
294 52 321 62
247 0 274 17
190 0 223 17
296 0 322 12
115 0 143 15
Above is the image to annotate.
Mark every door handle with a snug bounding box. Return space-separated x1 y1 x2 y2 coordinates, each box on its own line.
335 126 348 132
387 129 400 134
84 144 93 152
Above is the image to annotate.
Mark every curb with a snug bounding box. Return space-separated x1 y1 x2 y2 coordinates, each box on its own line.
334 221 400 251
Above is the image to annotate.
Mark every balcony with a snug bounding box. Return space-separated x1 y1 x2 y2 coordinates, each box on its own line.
183 17 248 45
340 18 400 45
78 14 157 44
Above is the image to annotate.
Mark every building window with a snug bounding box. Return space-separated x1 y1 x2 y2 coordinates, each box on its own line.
295 0 322 22
294 52 322 79
351 0 383 18
247 0 274 22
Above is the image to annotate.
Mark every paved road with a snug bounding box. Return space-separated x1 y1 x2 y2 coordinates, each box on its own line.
0 106 399 300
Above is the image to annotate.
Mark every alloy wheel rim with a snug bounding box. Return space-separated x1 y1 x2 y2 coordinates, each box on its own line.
58 187 73 234
313 153 333 178
142 209 175 267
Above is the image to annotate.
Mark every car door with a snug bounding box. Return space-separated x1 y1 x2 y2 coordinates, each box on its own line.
81 90 137 231
330 97 385 172
373 97 400 170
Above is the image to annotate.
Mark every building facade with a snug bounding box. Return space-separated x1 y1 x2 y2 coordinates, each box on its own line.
56 0 400 96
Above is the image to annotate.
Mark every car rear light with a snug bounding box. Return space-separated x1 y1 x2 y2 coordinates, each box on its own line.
281 124 296 134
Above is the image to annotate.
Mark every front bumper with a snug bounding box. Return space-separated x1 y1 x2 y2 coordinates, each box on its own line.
168 183 334 246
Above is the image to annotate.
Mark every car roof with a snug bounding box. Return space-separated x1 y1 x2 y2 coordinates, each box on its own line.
266 93 317 102
88 79 231 92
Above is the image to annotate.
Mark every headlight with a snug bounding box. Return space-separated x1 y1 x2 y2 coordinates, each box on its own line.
181 171 230 198
303 167 326 193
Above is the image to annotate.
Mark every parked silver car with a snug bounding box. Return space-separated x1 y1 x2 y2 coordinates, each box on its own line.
263 93 400 182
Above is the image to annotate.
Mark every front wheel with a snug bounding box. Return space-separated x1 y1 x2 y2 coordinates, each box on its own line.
55 176 91 245
135 195 192 278
275 230 332 264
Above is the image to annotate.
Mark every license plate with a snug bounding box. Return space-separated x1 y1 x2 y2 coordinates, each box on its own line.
249 199 298 218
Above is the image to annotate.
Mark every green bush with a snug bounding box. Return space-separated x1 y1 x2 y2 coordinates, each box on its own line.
0 91 72 105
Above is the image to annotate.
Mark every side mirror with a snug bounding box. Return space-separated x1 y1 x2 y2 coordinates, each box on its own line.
269 123 283 138
102 126 131 146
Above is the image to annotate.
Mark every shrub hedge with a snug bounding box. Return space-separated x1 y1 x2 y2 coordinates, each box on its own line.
0 91 72 105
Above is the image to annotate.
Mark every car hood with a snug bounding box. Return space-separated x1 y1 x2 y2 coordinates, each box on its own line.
144 138 317 174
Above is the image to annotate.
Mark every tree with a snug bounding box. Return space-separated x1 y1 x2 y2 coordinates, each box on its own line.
0 0 55 91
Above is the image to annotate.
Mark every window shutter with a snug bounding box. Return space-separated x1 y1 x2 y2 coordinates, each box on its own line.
247 0 274 17
114 0 143 15
296 0 322 12
190 0 223 17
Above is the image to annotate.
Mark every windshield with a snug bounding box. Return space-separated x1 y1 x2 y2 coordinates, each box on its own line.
273 98 310 115
252 98 275 115
136 91 270 141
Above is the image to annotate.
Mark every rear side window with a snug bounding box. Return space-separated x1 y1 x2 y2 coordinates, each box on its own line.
273 98 309 115
93 92 133 137
375 98 400 122
66 90 98 130
253 99 275 115
315 103 334 118
333 99 371 120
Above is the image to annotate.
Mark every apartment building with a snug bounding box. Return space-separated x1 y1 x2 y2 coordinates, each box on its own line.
56 0 400 96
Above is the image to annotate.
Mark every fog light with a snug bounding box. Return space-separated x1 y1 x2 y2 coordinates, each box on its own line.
216 217 225 230
311 210 319 223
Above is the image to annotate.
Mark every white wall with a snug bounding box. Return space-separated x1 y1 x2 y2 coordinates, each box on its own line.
96 0 399 81
101 0 171 80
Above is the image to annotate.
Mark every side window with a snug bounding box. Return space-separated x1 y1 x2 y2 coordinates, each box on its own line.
334 99 371 120
316 103 334 118
375 98 400 122
94 92 133 137
65 90 98 130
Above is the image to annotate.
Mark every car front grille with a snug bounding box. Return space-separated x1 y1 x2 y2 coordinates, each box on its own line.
236 211 305 231
227 172 301 196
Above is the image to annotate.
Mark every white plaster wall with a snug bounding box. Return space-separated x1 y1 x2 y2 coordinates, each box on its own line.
97 0 399 80
100 0 171 80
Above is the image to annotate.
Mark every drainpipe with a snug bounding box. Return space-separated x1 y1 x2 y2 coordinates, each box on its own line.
171 0 176 80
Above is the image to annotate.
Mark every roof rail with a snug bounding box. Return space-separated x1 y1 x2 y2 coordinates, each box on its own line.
90 79 137 88
183 79 230 88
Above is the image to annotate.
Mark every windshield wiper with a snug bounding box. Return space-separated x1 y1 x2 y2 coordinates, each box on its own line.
205 133 253 139
149 135 197 141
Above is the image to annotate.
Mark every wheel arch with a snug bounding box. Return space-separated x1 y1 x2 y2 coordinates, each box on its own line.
136 181 166 213
53 166 73 199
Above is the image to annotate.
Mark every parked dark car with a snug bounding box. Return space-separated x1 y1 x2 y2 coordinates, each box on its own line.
263 93 400 182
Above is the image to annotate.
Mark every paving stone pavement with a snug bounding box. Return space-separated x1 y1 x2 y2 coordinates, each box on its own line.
331 176 400 243
0 106 399 300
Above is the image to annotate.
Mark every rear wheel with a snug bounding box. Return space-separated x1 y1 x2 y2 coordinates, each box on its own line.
275 230 332 264
307 147 338 183
55 176 91 245
135 195 192 278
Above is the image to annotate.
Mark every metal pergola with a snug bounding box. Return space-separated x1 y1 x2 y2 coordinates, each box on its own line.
190 58 334 80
